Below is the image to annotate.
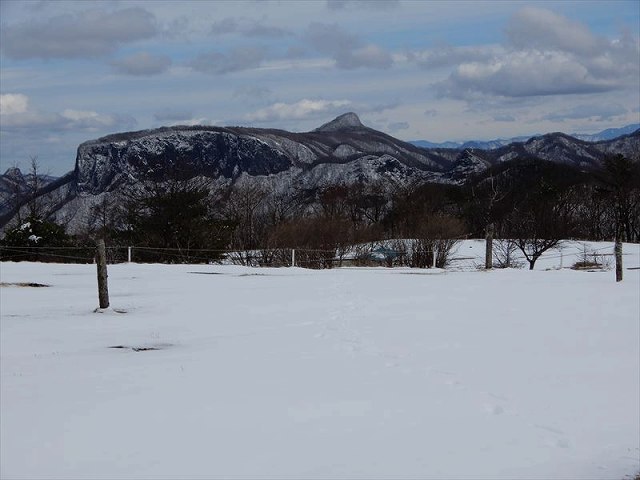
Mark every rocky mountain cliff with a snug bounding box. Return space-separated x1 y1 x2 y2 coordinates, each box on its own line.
1 113 638 232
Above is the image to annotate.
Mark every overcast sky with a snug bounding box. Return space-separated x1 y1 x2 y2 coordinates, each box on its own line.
1 0 639 175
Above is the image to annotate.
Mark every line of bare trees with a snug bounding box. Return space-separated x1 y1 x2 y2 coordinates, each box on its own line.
2 155 638 268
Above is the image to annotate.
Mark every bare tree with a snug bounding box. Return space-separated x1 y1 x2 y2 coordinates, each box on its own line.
26 156 43 220
122 175 226 263
508 191 576 270
493 239 523 269
410 214 464 268
469 172 508 269
224 183 269 264
599 155 640 281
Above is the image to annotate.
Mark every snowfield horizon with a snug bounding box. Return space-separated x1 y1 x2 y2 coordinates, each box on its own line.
1 240 639 479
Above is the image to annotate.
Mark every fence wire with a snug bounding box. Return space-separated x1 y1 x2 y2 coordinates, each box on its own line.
0 239 624 269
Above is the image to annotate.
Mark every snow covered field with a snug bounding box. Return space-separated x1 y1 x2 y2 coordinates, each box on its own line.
1 240 639 479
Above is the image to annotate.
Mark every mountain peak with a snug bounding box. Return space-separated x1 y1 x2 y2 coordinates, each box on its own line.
315 112 364 132
4 167 23 179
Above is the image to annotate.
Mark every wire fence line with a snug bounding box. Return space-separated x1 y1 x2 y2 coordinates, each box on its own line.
0 239 623 269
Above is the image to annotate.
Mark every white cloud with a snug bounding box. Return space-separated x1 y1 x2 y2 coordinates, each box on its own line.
438 50 616 98
246 99 352 122
0 95 136 132
61 109 131 129
435 8 639 100
168 118 213 127
0 93 29 115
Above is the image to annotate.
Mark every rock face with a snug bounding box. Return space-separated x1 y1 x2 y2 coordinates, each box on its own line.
1 112 638 232
71 113 455 197
74 128 293 195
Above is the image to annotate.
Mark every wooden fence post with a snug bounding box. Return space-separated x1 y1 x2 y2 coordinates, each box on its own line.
615 238 623 282
96 239 110 309
485 223 494 270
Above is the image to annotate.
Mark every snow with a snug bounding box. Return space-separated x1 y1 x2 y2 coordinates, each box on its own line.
1 241 639 479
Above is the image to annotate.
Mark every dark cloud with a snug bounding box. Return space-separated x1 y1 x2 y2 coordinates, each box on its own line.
233 86 273 101
304 23 359 56
388 121 409 132
210 17 290 38
304 22 393 69
188 47 266 75
412 45 495 70
285 46 306 58
1 7 158 59
112 52 172 76
492 114 516 122
210 18 241 35
245 24 290 38
153 109 193 122
162 16 192 40
326 0 400 11
336 45 393 69
506 7 602 57
367 102 400 113
542 104 627 122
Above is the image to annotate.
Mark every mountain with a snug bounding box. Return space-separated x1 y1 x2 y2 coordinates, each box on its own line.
409 140 463 149
410 124 640 150
0 168 64 217
572 123 640 142
1 113 638 233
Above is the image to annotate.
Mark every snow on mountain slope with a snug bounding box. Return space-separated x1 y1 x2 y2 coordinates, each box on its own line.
1 241 639 479
1 114 638 233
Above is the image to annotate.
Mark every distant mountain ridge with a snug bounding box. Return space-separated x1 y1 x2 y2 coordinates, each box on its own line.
410 123 640 150
1 113 638 232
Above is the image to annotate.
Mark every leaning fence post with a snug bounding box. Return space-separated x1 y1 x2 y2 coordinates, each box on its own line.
291 248 296 267
128 246 132 263
96 239 110 309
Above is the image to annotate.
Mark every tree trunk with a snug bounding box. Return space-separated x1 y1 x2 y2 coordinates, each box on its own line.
485 223 494 269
